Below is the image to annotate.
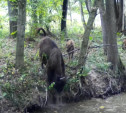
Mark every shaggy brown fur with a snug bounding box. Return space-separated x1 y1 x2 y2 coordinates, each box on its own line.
66 39 74 61
122 39 126 50
39 37 66 93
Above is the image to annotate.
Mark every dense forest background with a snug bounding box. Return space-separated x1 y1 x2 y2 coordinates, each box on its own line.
1 0 126 113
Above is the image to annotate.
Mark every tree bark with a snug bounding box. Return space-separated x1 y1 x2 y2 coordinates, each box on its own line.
78 0 99 69
78 0 99 88
122 0 126 35
79 1 86 29
7 0 18 38
99 0 108 55
106 0 119 72
114 0 123 32
61 0 68 37
16 0 26 68
68 0 72 25
85 0 92 13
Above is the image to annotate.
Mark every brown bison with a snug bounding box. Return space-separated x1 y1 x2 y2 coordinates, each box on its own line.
66 39 74 62
39 37 66 94
122 39 126 50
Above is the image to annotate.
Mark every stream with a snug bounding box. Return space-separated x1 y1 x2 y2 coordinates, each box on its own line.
33 93 126 113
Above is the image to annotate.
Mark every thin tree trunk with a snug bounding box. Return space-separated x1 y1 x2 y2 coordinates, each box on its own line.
16 0 26 68
7 0 18 38
78 0 98 68
68 0 72 25
78 0 99 87
123 16 126 35
61 0 68 37
122 0 126 35
99 0 108 55
85 0 92 13
114 0 123 32
79 1 86 29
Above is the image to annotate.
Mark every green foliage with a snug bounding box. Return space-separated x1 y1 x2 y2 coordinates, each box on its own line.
117 32 121 36
48 82 55 90
91 29 102 41
27 0 62 31
96 62 111 71
87 47 110 72
9 0 17 2
89 36 93 41
69 60 78 67
11 30 17 36
35 50 39 60
69 77 79 83
64 76 79 91
0 40 3 59
67 23 84 35
77 67 90 77
0 29 9 39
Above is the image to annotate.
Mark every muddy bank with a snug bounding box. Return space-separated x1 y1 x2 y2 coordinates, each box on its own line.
82 70 126 98
62 69 126 102
0 69 126 113
25 69 126 112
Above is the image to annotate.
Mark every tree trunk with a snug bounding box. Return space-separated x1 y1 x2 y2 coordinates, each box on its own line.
99 0 108 55
7 0 18 38
78 0 98 68
16 0 26 68
122 0 126 35
79 1 86 30
78 0 99 87
114 0 123 32
61 0 68 37
68 0 72 25
106 0 119 72
123 16 126 35
85 0 92 13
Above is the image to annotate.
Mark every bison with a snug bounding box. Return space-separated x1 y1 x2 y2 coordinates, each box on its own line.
66 39 74 62
122 39 126 50
39 37 66 104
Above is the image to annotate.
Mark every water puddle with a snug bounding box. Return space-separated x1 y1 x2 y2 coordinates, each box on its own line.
34 93 126 113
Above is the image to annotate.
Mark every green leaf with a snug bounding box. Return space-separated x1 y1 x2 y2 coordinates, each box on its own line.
117 32 121 36
48 82 55 89
11 31 17 36
89 36 93 40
